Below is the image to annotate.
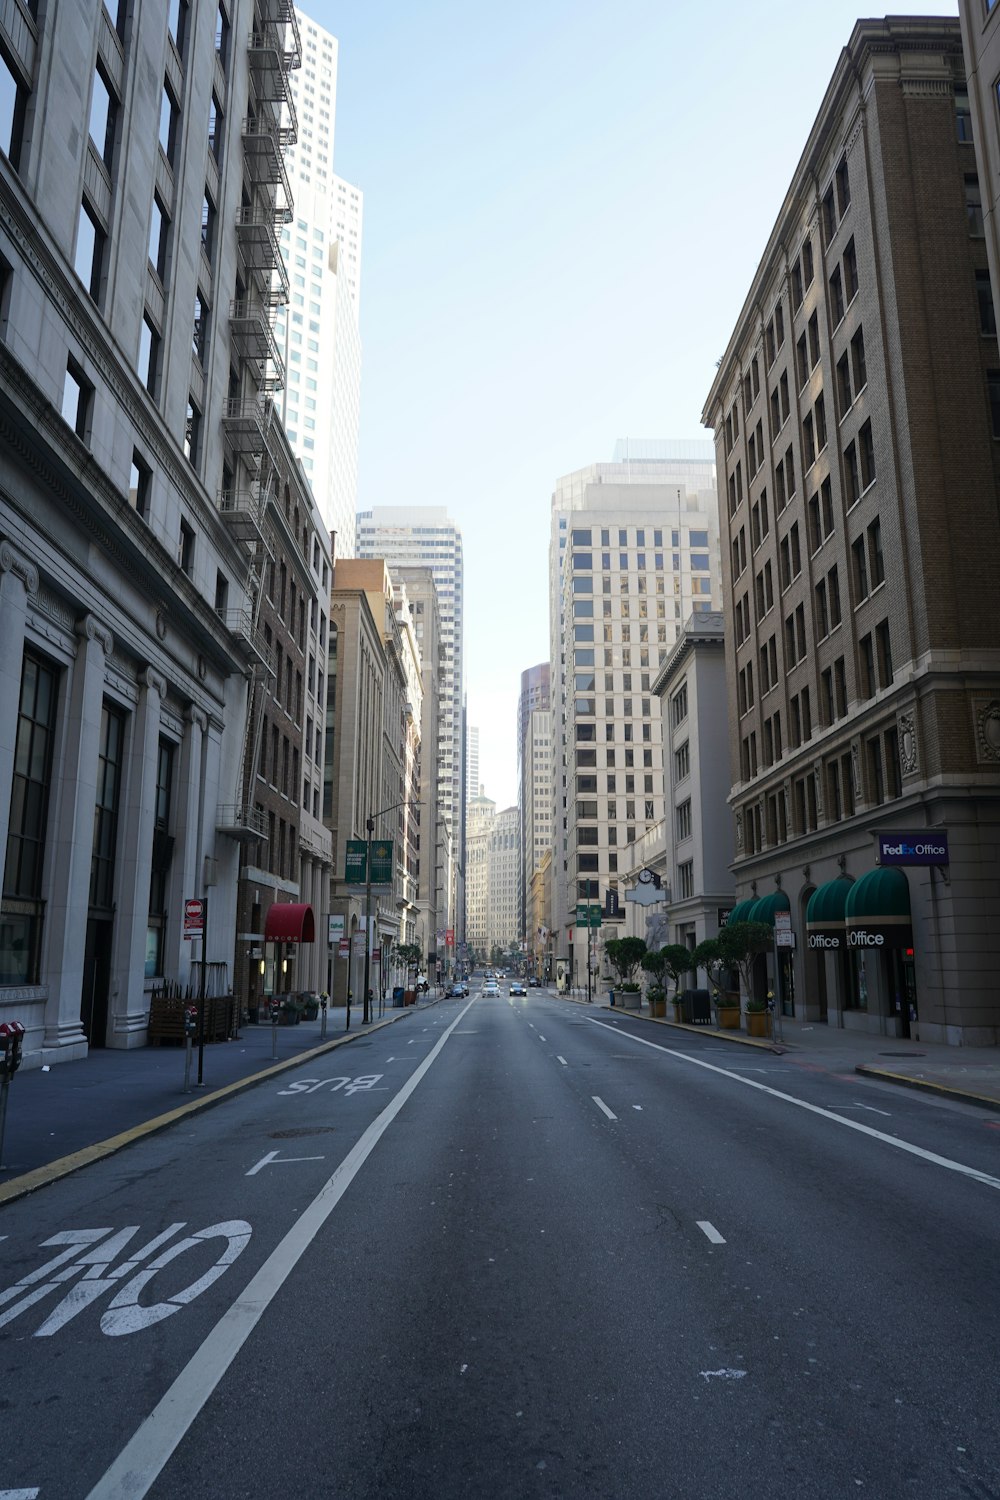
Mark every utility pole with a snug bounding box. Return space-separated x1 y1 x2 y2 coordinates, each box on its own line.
362 799 408 1027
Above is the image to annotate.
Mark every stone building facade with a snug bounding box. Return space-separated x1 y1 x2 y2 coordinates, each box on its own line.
703 19 1000 1043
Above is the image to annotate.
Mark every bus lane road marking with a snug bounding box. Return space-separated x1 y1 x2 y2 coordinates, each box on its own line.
86 993 480 1500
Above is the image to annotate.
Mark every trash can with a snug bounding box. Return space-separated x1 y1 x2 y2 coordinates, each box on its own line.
681 988 712 1025
392 986 405 1009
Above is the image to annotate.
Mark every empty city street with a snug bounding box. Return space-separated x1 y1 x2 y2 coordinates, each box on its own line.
0 991 997 1499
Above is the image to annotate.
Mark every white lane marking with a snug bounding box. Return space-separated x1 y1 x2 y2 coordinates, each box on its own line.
592 1096 617 1121
633 1105 643 1111
537 1035 546 1042
385 1057 395 1063
0 1489 41 1498
835 1103 891 1117
697 1221 726 1244
556 1056 567 1066
245 1152 325 1177
700 1368 746 1381
586 1019 1000 1193
86 993 479 1500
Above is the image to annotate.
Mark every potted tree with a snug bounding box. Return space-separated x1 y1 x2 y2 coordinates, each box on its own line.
745 990 773 1038
604 937 647 1009
714 921 774 1029
649 945 697 1022
641 949 668 1018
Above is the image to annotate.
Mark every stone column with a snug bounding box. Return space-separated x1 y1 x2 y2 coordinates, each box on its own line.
0 542 39 896
109 667 167 1048
42 614 113 1059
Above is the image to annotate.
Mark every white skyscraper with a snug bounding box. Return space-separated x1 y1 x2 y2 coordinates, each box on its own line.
466 724 480 807
548 441 722 985
356 507 466 936
275 8 364 554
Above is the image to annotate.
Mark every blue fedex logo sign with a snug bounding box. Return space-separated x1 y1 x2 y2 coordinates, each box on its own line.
877 831 949 866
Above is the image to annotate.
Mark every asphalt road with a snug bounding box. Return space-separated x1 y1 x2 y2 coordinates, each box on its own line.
1 990 998 1499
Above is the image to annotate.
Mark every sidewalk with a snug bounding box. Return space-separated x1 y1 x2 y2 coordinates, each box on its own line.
552 987 1000 1113
0 996 443 1205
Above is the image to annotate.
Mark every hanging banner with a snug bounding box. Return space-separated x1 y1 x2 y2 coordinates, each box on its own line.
370 841 393 884
345 841 367 883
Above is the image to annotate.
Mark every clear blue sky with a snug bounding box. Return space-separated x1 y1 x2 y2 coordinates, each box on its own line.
307 0 957 808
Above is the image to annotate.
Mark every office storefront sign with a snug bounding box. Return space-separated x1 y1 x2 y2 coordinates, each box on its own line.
877 831 949 866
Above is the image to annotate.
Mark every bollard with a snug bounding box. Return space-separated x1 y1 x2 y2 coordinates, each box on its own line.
0 1021 26 1170
270 1000 280 1060
320 993 328 1040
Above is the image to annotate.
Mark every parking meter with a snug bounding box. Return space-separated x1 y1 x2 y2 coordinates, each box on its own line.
270 999 280 1058
319 993 328 1040
0 1020 25 1167
0 1020 25 1079
183 1005 198 1039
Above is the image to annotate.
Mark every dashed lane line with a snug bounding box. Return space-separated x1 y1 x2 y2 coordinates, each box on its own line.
592 1096 617 1121
586 1018 1000 1194
556 1056 567 1066
697 1221 726 1245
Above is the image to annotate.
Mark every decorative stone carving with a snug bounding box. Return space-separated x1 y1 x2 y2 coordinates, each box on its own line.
197 654 208 682
186 704 208 733
77 612 113 656
974 699 1000 764
0 539 39 595
140 666 168 699
155 610 167 641
735 808 744 851
814 764 824 817
851 742 861 799
898 710 919 777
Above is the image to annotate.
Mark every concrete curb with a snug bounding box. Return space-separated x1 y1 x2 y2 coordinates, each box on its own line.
547 990 782 1051
0 1001 439 1208
854 1064 1000 1115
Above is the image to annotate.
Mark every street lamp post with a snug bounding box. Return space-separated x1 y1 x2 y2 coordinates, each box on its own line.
362 800 407 1026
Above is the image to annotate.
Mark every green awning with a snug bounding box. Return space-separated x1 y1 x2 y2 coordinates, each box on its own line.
845 867 912 949
726 899 756 925
806 878 852 931
747 889 791 927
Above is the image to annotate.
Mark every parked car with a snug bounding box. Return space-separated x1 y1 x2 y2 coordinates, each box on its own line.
510 982 526 997
446 982 465 997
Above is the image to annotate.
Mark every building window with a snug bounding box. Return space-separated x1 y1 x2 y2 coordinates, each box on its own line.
90 704 126 910
1 655 58 984
75 200 106 303
977 271 997 337
678 861 694 900
184 397 201 468
966 176 984 237
859 420 876 489
830 265 845 325
62 358 93 441
988 372 1000 439
674 741 690 781
875 618 893 688
956 85 973 142
676 800 692 841
146 739 175 978
868 517 884 587
851 327 867 394
89 64 118 172
0 40 29 170
179 518 195 575
129 450 151 518
159 81 180 167
844 238 858 301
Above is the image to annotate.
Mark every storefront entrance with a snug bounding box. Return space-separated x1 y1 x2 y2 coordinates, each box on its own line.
81 916 112 1047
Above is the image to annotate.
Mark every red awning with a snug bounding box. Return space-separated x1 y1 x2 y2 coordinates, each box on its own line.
264 903 316 943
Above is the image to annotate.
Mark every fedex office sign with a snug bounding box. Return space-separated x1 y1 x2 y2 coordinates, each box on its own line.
877 831 949 866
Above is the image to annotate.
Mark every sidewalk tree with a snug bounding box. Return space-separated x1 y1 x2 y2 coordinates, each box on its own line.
644 944 694 999
696 922 772 1000
604 937 647 988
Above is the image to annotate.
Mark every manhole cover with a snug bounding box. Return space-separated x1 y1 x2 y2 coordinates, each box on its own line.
878 1052 926 1058
268 1126 338 1140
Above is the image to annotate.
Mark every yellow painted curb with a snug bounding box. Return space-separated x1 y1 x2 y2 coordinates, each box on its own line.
0 1007 419 1207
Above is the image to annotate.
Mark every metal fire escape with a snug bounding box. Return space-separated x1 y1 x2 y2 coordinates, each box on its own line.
216 0 301 842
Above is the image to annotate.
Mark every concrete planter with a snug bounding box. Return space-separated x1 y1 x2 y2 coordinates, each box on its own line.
619 989 642 1010
715 1004 741 1030
746 1009 772 1038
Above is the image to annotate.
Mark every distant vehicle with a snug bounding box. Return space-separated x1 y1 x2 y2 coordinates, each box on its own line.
446 982 465 997
528 977 541 987
481 980 500 997
510 982 526 997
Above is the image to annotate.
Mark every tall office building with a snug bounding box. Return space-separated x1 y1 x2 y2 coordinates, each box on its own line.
466 723 480 808
548 443 722 986
517 663 552 941
466 789 496 959
959 0 1000 360
487 806 520 955
275 8 364 553
356 506 465 937
703 18 1000 1044
0 1 303 1062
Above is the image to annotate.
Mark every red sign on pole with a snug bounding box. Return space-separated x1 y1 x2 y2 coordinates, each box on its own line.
445 929 454 947
183 899 205 940
338 937 350 959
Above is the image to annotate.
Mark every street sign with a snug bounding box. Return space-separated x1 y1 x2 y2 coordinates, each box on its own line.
575 903 602 928
370 840 393 884
775 930 796 949
328 914 345 944
774 911 792 933
345 841 367 883
183 898 204 940
338 937 350 959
